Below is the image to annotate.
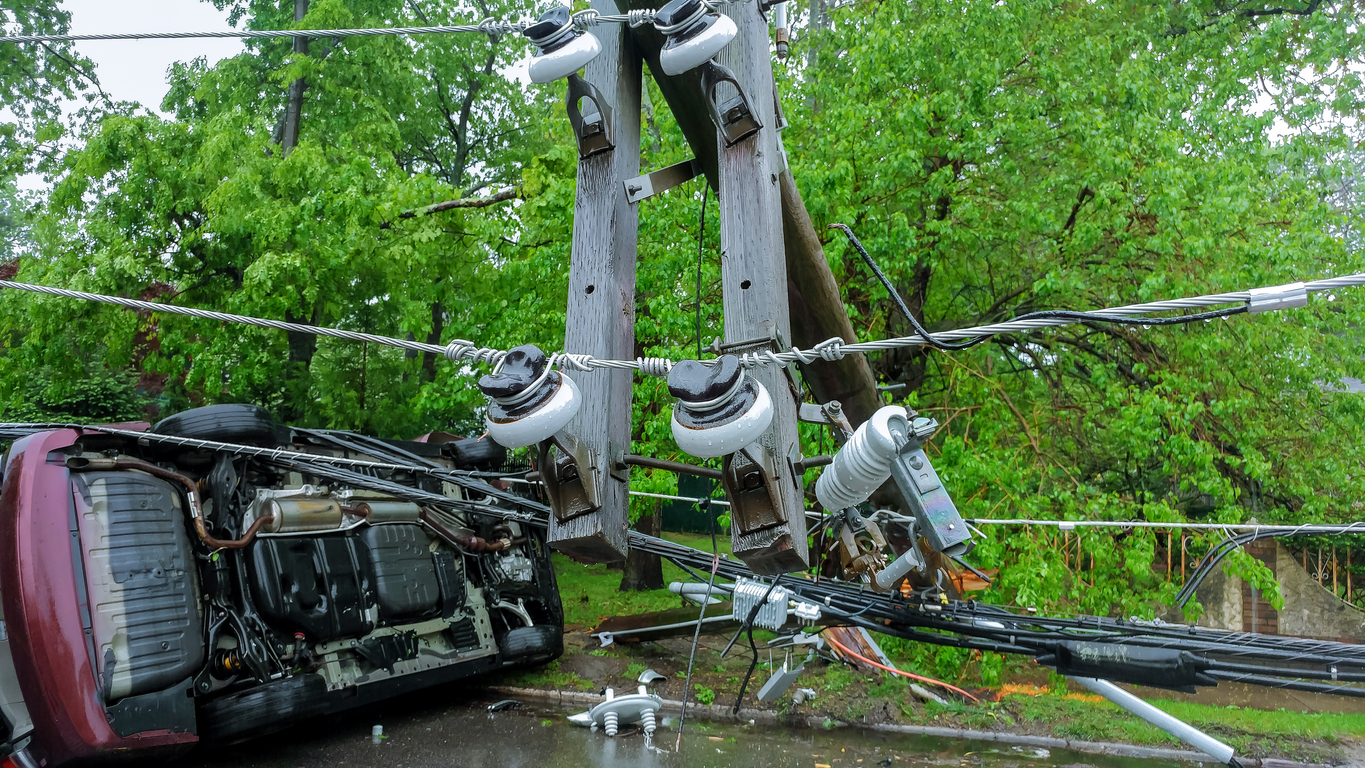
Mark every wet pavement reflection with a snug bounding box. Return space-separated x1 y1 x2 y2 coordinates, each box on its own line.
171 687 1188 768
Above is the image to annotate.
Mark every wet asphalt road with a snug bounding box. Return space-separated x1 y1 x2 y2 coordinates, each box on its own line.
169 686 1186 768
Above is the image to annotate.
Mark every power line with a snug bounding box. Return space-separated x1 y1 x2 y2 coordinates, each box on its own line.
967 519 1365 534
0 7 670 45
1 271 1358 375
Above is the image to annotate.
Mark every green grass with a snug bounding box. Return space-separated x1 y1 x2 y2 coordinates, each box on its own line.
821 665 856 693
1000 693 1364 762
552 531 734 627
498 659 595 691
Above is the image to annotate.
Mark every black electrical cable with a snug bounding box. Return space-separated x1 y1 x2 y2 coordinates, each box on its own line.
696 185 709 360
729 575 785 714
829 223 1248 352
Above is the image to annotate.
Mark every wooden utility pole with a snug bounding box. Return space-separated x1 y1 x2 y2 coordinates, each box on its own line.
549 0 642 564
706 0 808 574
618 5 881 431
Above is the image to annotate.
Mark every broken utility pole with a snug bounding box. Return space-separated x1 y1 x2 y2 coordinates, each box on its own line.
549 0 643 563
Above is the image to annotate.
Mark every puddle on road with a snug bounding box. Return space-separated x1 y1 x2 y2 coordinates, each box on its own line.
173 693 1190 768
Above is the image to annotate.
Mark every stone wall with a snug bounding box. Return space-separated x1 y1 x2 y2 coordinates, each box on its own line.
1189 539 1365 643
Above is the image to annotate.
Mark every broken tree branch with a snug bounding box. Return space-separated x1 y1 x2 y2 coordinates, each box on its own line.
381 186 520 229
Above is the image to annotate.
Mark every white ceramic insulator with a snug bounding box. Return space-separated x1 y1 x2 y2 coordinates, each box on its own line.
603 711 619 737
670 381 773 459
484 373 582 449
659 13 737 75
640 709 656 737
815 405 908 510
528 33 603 84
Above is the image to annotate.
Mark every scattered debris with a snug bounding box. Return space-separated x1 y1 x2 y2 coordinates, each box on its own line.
583 686 663 737
637 668 668 685
757 656 806 701
371 725 384 745
908 684 948 706
487 699 522 712
792 687 817 705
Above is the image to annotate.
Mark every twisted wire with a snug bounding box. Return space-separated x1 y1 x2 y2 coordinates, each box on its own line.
1 272 1361 375
0 3 726 45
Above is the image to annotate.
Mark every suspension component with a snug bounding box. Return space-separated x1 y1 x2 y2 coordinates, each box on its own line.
210 648 244 680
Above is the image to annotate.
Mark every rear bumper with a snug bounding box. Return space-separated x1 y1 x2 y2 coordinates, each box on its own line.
0 430 196 765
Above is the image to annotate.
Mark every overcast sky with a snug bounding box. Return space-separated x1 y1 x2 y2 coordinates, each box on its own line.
63 0 244 111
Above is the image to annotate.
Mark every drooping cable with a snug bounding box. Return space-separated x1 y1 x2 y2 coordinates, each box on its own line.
824 632 980 702
0 7 678 45
677 183 715 750
829 223 1248 352
696 184 709 360
0 268 1340 374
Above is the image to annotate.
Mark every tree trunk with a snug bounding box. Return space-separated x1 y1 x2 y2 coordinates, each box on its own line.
420 300 444 384
780 169 882 428
279 0 309 155
282 304 319 422
619 504 664 592
277 0 312 424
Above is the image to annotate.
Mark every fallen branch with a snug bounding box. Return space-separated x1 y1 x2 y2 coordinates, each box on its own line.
381 186 520 229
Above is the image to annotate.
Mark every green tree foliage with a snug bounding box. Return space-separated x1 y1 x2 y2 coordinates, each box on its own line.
2 0 1364 616
783 0 1365 614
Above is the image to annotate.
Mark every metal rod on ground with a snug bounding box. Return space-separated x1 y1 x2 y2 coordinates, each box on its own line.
1069 676 1239 766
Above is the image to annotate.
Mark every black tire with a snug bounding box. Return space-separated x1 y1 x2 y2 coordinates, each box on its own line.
154 404 288 447
198 673 328 743
500 625 563 665
448 437 506 470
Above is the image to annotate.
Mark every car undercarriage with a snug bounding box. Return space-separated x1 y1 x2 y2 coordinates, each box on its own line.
0 405 563 766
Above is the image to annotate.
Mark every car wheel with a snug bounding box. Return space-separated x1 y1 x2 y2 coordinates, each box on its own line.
500 625 563 665
448 437 507 470
153 404 289 447
198 673 328 743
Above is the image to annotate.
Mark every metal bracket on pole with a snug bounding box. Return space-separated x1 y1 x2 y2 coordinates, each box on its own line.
887 415 972 557
554 0 641 563
623 158 702 204
699 60 762 146
537 433 602 523
566 73 616 158
720 444 788 536
711 0 807 574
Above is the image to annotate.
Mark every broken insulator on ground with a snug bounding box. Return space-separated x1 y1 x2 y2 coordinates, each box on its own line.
667 355 773 459
478 344 581 448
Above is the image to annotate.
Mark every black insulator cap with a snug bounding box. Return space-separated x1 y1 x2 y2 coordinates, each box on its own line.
655 0 702 28
479 344 549 400
524 5 571 45
668 355 741 405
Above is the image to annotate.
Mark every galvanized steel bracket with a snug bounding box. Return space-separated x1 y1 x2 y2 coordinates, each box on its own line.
721 443 788 536
566 73 615 158
538 431 602 523
699 60 762 146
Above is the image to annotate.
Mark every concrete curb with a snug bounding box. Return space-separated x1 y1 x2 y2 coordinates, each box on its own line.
487 685 1344 768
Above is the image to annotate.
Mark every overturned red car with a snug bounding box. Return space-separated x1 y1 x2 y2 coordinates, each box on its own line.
0 406 561 766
